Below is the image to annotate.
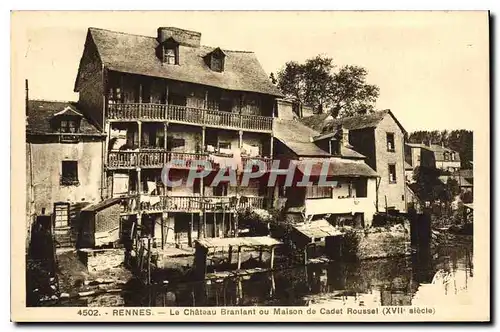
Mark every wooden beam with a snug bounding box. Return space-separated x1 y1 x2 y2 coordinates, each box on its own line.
238 130 243 149
164 122 168 150
237 246 242 270
228 245 233 264
270 135 274 159
259 246 263 262
270 246 275 269
137 168 142 194
137 121 142 149
201 126 206 151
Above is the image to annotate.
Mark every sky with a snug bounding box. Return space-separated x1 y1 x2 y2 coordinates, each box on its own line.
13 11 489 132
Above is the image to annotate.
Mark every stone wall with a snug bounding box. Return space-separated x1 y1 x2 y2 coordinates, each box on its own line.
356 222 411 260
86 249 125 272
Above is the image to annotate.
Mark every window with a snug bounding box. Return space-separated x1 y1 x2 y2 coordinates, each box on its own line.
443 152 450 161
386 133 395 152
218 141 231 151
388 164 397 183
211 55 223 72
306 185 332 199
61 160 79 185
54 203 70 228
163 46 177 65
167 137 185 151
60 119 79 133
451 152 456 161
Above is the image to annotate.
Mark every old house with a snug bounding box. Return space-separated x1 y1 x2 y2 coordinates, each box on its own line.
73 27 282 249
26 100 106 247
300 110 408 213
272 100 379 227
405 142 462 180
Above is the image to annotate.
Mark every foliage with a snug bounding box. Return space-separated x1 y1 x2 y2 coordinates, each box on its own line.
412 166 460 205
276 55 380 118
341 229 360 262
408 130 473 168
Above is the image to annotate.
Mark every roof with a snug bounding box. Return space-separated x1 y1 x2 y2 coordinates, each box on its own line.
464 203 473 210
295 159 378 178
426 144 461 162
196 236 282 249
299 113 332 132
302 110 407 135
273 119 330 157
81 27 282 97
26 100 103 136
293 219 344 240
81 198 122 212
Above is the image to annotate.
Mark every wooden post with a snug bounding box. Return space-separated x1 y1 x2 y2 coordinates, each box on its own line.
203 212 207 238
270 135 274 159
213 213 217 238
164 122 168 150
270 246 275 269
204 90 208 109
139 83 143 103
189 213 194 247
238 130 243 149
234 212 239 238
222 208 226 237
137 121 142 149
259 246 263 262
228 245 233 264
237 246 242 270
304 246 308 265
165 83 169 119
161 215 164 249
201 126 206 151
147 237 152 285
137 168 142 194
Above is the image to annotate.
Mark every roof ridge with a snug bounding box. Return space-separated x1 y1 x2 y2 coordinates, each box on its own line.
29 98 78 104
89 27 255 54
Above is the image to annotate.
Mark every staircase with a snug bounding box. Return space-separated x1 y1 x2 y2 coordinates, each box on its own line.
53 226 73 248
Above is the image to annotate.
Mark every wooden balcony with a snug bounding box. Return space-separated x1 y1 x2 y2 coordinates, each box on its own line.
107 103 273 132
119 195 266 214
107 150 215 169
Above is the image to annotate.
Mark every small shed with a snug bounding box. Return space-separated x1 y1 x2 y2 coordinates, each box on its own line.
292 219 344 263
193 236 282 280
78 198 122 248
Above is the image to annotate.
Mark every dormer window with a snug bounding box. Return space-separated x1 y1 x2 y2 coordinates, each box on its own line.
60 119 79 133
158 37 179 65
329 139 341 156
163 45 177 65
205 47 226 72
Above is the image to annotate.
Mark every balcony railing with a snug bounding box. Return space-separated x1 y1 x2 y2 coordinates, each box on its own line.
107 103 273 132
108 150 215 169
108 150 273 172
119 195 266 214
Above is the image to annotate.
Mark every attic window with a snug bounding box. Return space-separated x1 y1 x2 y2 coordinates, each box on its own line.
211 55 223 72
60 119 79 133
207 48 226 72
163 45 178 65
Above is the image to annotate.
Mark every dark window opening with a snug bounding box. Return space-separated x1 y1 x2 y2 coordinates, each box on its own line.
306 185 332 199
167 136 185 152
354 179 368 197
386 133 395 152
61 160 79 186
168 93 187 106
60 119 79 133
388 164 397 183
211 55 224 72
213 183 229 196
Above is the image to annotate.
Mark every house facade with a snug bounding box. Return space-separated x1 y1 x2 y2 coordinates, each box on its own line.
26 100 106 247
405 142 462 173
301 110 407 213
273 101 379 227
73 27 281 249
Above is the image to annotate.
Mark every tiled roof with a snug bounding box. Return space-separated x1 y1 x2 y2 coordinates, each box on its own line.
295 159 378 178
80 27 282 97
273 119 330 157
427 144 461 162
302 110 407 135
26 100 103 136
273 119 365 158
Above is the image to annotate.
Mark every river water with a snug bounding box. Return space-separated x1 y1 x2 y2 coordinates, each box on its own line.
66 236 473 307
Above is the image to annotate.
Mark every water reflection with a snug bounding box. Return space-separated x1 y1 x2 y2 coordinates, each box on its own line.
105 241 472 307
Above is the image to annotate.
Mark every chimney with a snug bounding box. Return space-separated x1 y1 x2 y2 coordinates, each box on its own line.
336 124 350 147
157 27 201 48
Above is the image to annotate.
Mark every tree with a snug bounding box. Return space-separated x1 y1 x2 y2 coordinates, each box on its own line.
276 55 379 118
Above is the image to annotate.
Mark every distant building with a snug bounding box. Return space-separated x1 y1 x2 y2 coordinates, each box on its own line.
273 100 379 227
26 100 106 247
300 110 408 213
406 142 461 173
